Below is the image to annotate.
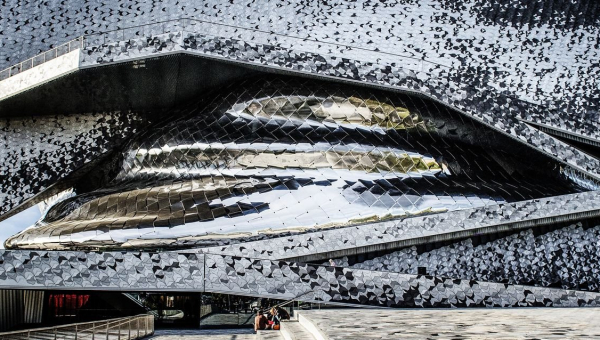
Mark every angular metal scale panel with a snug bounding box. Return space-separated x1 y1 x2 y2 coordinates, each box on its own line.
0 0 599 313
5 77 585 250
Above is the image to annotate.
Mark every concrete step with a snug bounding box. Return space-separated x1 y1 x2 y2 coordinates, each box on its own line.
256 329 285 340
296 313 327 340
280 320 317 340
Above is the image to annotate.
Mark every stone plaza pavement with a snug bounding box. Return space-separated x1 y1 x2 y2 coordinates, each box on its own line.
143 308 600 339
299 308 600 340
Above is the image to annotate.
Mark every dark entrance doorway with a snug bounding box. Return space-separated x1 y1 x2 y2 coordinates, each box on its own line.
44 291 147 326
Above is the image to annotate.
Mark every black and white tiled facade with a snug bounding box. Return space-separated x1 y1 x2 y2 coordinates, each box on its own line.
1 0 599 310
4 30 599 226
2 1 600 224
0 112 148 216
2 249 600 308
2 0 598 124
77 30 600 183
0 250 204 290
343 222 600 292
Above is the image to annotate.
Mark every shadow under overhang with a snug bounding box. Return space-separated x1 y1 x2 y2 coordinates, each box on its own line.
0 54 259 117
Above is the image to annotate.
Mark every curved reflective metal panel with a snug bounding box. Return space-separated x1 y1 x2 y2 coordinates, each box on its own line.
6 77 585 250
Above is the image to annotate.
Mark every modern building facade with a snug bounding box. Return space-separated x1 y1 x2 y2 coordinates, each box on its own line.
1 0 599 332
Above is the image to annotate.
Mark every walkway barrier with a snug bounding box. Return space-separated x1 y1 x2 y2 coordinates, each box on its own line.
0 37 84 81
0 314 154 340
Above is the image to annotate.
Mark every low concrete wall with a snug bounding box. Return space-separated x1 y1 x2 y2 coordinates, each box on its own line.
0 50 80 100
297 313 327 340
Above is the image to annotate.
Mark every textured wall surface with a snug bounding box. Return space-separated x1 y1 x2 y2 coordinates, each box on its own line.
5 76 584 250
0 0 599 309
1 0 599 224
0 250 205 291
199 190 600 261
4 31 599 224
0 112 148 217
1 0 598 134
2 249 600 308
342 222 600 291
75 31 600 180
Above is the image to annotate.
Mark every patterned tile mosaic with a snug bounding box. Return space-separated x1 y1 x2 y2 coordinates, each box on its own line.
4 77 585 250
0 250 204 290
2 1 599 229
1 0 598 125
340 222 600 292
203 253 600 308
0 112 148 217
0 1 599 310
1 249 600 308
75 30 600 182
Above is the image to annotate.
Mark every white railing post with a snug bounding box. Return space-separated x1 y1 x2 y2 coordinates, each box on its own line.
105 323 109 340
137 317 140 338
54 328 57 340
92 322 95 340
75 324 78 340
128 319 131 340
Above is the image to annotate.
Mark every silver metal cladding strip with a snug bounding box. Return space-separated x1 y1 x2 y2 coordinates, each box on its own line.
199 190 600 261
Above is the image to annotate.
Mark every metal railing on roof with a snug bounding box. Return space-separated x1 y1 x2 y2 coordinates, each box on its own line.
0 314 153 340
0 17 447 82
0 17 572 103
0 38 84 81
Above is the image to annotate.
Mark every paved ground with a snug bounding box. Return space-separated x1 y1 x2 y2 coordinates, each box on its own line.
299 308 600 340
280 321 314 340
146 328 256 339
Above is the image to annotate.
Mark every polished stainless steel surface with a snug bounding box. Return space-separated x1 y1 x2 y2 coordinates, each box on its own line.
5 77 583 250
